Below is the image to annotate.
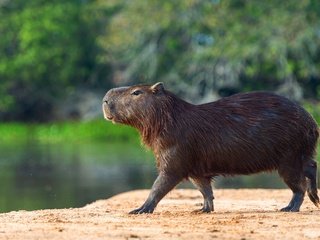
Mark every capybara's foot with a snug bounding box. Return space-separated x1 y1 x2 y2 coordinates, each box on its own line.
280 200 301 212
280 192 304 212
280 205 300 212
202 201 214 213
192 207 213 214
200 206 213 213
129 203 155 214
193 201 214 213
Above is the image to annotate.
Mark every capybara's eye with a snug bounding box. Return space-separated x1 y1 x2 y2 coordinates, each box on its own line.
131 90 143 96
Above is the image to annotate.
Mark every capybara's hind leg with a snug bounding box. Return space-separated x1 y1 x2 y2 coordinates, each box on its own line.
190 177 214 212
304 160 320 207
278 169 307 212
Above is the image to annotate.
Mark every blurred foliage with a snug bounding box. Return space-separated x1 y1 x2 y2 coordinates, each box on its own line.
1 0 320 121
0 0 110 121
102 0 320 101
0 120 139 144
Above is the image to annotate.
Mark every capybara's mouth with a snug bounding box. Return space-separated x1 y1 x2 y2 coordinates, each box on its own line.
103 111 113 121
106 115 113 120
104 113 117 124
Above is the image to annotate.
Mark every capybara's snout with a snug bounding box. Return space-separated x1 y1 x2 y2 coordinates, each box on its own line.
102 91 115 121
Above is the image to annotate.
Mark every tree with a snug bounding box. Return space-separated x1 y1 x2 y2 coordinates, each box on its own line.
0 0 109 121
100 0 320 101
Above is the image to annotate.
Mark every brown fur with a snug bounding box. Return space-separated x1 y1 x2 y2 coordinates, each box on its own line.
103 82 319 213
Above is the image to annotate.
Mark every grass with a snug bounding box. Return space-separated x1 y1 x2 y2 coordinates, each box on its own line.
0 120 140 144
303 102 320 122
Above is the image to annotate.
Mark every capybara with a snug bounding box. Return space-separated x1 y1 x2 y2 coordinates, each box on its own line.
102 82 319 213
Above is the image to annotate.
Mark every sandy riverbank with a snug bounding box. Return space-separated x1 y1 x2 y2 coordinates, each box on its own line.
0 189 319 240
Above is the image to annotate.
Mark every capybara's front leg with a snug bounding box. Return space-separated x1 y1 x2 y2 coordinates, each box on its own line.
129 172 182 214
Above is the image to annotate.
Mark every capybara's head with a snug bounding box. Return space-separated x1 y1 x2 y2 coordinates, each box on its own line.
102 82 168 127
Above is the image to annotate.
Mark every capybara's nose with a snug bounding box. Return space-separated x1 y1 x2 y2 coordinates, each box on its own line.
102 94 115 111
103 89 116 104
103 98 109 105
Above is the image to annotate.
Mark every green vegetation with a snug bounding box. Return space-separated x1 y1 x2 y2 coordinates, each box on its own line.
0 0 110 121
103 0 320 99
304 102 320 122
0 120 140 144
1 0 320 121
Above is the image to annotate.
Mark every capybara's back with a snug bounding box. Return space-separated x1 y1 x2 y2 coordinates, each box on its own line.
184 92 318 176
103 83 319 213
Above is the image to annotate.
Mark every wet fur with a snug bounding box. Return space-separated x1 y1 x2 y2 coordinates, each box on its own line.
103 83 319 213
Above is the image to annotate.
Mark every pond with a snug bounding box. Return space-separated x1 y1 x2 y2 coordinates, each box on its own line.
0 140 287 213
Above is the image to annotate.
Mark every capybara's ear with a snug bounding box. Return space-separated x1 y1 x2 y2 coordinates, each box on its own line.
151 82 164 94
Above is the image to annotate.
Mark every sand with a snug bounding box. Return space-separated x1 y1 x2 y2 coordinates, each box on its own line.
0 189 320 240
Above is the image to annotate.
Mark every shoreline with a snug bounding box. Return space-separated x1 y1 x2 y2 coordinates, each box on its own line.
0 189 319 239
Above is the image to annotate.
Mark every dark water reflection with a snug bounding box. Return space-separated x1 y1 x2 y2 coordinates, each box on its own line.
0 141 287 213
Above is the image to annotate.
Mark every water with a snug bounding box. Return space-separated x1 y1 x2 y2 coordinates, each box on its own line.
0 140 287 213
